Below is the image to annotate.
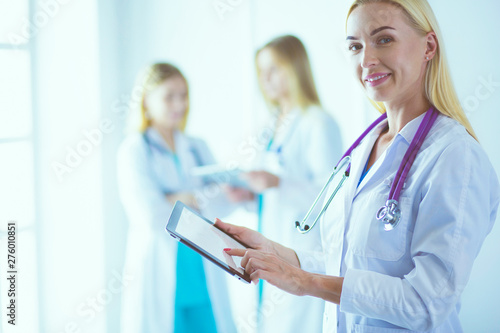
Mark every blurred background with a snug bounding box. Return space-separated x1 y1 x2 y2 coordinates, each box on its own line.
0 0 499 332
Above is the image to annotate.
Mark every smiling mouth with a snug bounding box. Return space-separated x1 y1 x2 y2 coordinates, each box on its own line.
365 73 390 82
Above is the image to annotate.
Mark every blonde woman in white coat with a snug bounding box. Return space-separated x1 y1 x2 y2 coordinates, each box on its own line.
117 63 236 333
219 1 500 332
227 35 343 333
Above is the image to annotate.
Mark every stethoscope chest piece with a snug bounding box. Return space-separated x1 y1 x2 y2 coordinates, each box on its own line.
376 199 402 231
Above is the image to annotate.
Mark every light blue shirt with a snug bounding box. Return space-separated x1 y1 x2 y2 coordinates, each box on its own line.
298 113 500 332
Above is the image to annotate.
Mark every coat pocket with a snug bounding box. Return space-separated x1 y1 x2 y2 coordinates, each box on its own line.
353 323 422 332
348 191 411 262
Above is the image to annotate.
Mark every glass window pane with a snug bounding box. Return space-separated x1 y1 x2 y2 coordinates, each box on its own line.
0 141 34 231
0 0 29 45
0 50 32 138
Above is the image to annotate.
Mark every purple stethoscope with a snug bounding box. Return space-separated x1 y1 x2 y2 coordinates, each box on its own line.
296 107 439 233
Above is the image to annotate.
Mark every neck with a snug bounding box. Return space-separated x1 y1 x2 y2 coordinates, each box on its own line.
152 123 176 151
278 97 294 117
383 93 431 139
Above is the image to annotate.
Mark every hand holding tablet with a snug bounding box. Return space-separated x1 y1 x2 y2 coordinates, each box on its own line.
166 201 251 283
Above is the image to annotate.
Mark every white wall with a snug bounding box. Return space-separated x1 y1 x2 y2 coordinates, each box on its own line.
432 1 500 332
96 0 500 332
34 0 106 332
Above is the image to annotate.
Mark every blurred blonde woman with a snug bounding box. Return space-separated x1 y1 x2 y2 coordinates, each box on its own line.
117 63 236 333
227 35 343 333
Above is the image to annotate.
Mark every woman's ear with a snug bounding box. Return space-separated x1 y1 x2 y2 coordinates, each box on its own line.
424 31 438 61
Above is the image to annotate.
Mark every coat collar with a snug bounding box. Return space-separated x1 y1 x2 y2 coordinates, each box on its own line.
145 127 186 154
397 111 428 145
339 118 387 220
351 111 429 198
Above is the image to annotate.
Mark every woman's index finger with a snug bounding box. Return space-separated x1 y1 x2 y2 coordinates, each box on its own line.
224 248 247 257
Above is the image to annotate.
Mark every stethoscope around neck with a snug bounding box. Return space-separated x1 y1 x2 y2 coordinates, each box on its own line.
295 106 439 234
141 131 205 183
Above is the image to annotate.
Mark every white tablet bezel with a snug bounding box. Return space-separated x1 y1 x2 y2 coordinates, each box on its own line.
166 201 251 283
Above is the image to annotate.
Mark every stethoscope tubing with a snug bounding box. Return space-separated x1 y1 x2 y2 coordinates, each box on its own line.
388 109 438 201
340 113 389 176
295 156 351 234
296 107 439 233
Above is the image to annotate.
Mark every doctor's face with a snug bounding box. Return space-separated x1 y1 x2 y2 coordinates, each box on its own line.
145 75 188 130
256 48 290 103
346 3 430 107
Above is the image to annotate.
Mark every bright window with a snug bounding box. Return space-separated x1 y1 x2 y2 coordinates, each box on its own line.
0 0 39 331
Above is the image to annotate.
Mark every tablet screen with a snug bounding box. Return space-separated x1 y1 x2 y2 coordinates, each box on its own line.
190 164 250 189
174 207 246 276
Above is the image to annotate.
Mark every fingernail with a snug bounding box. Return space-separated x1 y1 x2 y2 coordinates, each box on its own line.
223 248 231 252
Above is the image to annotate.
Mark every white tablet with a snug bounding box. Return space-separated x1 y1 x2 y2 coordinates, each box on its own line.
190 164 250 189
166 201 251 283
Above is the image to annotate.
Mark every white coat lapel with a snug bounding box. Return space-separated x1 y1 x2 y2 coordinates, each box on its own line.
352 118 393 198
322 131 378 278
174 130 188 156
343 131 379 220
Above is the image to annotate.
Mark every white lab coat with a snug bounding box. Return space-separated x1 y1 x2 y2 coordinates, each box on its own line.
117 128 237 333
255 106 343 333
297 113 500 332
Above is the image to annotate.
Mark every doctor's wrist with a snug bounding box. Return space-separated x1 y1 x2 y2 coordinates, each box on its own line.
306 274 344 305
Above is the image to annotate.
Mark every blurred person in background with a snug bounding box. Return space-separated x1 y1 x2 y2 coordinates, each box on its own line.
117 63 236 333
226 35 343 333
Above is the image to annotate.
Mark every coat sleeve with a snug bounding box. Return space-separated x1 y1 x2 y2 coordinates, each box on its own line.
189 138 239 221
278 111 343 212
117 136 173 233
296 249 326 274
280 111 341 273
340 139 500 331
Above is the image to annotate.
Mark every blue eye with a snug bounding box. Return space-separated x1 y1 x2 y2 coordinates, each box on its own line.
379 37 393 44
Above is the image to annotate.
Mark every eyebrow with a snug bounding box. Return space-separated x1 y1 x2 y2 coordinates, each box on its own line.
346 26 396 40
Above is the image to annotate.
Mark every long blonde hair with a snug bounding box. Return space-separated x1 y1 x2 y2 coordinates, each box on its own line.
130 62 189 132
255 35 321 110
346 0 477 140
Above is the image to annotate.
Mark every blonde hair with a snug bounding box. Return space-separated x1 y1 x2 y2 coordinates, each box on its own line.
130 62 189 132
346 0 478 140
255 35 321 111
